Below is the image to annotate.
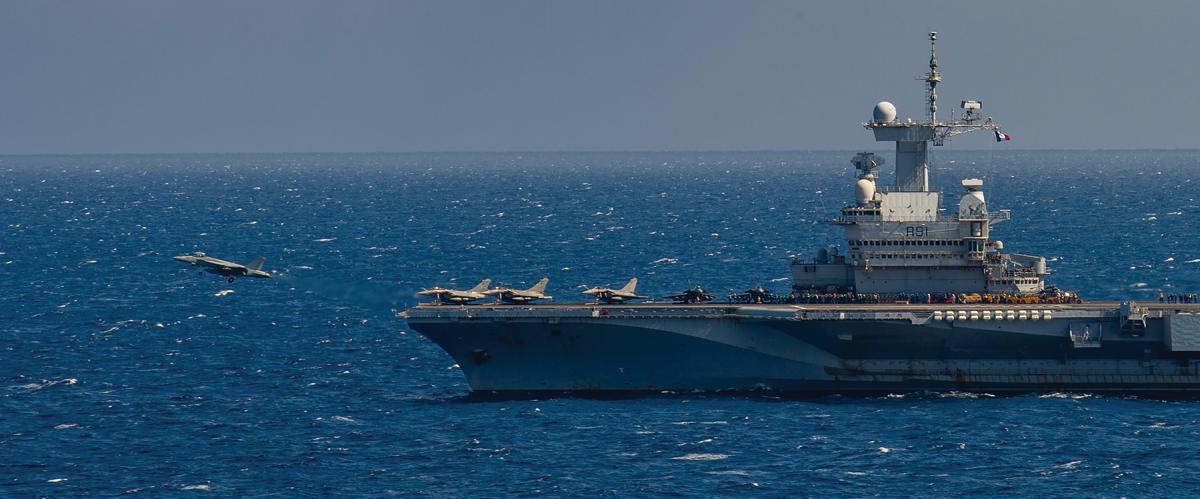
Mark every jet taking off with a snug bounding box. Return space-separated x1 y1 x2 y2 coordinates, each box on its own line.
484 277 552 303
416 279 491 304
173 252 270 283
583 278 648 304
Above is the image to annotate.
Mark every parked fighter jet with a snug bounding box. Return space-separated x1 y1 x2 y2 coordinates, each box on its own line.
733 285 776 304
173 252 270 283
416 279 491 304
665 285 714 304
582 278 648 304
483 277 552 303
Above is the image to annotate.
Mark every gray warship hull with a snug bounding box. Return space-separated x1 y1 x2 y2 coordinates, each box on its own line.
404 302 1200 393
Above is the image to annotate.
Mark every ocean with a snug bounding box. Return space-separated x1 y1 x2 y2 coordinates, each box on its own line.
3 150 1200 495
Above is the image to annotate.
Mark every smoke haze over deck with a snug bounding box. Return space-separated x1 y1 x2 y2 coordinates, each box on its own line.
1 0 1197 155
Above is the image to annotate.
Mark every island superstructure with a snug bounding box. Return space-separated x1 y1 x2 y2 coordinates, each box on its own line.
794 32 1045 297
402 33 1200 394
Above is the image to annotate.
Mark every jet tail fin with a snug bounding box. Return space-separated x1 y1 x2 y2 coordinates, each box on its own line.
246 257 266 271
526 277 549 294
619 277 638 293
468 278 491 293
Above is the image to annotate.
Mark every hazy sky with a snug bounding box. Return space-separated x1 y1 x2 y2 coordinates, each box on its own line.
2 1 1198 154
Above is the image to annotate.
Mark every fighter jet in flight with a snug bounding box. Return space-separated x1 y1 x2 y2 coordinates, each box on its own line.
416 279 491 304
483 277 552 304
582 278 648 304
173 252 271 283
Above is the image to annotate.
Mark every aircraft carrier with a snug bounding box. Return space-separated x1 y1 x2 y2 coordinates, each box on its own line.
402 33 1200 393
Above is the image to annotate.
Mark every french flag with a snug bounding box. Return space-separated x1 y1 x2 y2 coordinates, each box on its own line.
994 130 1012 142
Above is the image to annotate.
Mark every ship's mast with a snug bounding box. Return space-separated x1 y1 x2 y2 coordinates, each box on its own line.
864 32 1004 192
923 32 941 125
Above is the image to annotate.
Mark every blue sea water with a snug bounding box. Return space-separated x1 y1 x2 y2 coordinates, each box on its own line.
4 150 1200 496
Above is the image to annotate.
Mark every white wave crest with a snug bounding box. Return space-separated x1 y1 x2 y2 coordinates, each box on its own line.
671 453 729 461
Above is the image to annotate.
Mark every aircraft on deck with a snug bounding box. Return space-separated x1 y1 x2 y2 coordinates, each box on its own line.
483 277 552 303
665 285 714 304
416 279 491 304
737 285 776 304
582 278 648 304
173 252 270 283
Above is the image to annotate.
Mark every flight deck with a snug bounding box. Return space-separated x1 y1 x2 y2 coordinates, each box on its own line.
410 301 1200 312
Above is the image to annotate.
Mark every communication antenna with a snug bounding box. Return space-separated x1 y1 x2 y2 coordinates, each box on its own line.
864 32 1008 191
921 31 941 125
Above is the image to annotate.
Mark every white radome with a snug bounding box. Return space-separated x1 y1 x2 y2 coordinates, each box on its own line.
873 101 897 123
855 178 876 206
959 190 986 217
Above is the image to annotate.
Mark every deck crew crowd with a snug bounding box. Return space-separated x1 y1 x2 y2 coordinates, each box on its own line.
727 290 1083 305
1160 292 1199 304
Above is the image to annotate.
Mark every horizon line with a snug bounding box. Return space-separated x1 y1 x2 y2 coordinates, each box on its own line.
3 147 1200 157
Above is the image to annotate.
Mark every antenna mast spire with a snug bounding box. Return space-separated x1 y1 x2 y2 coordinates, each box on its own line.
864 32 1005 191
923 31 941 124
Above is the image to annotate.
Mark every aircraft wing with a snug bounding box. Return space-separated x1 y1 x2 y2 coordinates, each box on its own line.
199 258 246 271
448 290 487 301
510 291 550 300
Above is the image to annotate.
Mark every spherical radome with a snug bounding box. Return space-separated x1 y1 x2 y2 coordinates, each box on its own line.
873 101 897 123
855 178 876 205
